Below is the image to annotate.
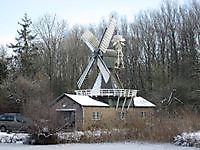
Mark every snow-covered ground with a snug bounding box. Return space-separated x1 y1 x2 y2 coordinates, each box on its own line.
0 142 197 150
0 131 200 149
174 131 200 147
0 132 28 143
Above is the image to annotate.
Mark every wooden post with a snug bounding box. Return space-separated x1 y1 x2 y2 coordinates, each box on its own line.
116 96 120 110
122 97 127 111
127 96 134 111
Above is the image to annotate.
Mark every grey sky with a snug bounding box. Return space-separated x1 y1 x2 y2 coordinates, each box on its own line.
0 0 186 46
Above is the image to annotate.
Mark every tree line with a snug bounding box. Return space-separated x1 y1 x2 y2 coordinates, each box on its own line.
0 0 200 112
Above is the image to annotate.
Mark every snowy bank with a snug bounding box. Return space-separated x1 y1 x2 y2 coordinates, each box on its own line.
57 129 129 143
58 130 112 143
0 132 29 143
0 130 120 144
173 131 200 148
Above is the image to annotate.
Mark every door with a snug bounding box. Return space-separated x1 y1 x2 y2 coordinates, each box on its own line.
57 110 75 131
65 111 75 129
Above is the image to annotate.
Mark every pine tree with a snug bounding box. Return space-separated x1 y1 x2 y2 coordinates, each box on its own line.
0 47 8 84
8 13 38 79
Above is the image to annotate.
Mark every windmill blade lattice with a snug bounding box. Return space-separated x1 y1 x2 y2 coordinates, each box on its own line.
77 57 95 89
96 55 110 83
99 17 116 53
112 34 125 69
81 30 99 52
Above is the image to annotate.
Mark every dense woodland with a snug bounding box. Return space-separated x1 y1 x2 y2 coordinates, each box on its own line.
0 0 200 113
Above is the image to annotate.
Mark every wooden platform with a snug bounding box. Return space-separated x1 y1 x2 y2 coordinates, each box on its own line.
75 89 137 98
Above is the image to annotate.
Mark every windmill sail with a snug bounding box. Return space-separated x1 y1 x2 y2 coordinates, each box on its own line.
77 17 116 89
81 30 99 52
97 56 110 83
77 57 95 88
99 17 116 53
91 73 102 95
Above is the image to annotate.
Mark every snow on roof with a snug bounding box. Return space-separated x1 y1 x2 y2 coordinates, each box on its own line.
56 109 76 111
134 96 156 107
65 94 109 107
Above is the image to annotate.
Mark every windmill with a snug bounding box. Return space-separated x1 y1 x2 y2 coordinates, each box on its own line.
75 17 137 111
77 17 116 89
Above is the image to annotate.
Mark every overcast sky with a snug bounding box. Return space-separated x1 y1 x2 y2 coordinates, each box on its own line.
0 0 186 46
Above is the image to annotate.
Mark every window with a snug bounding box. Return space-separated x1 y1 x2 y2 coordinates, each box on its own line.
92 112 101 121
141 112 147 118
0 116 5 121
0 115 14 121
16 116 25 123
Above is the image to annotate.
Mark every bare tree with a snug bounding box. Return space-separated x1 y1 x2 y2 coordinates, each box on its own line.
33 14 67 94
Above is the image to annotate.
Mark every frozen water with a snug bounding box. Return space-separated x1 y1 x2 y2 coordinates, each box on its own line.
0 142 197 150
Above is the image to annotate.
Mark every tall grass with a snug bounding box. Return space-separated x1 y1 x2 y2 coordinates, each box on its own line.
81 107 200 143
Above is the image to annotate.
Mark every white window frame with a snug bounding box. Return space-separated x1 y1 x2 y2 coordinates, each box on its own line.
92 112 101 121
141 111 147 118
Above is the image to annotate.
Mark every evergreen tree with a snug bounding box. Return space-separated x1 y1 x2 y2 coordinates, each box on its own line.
0 46 8 84
8 13 38 79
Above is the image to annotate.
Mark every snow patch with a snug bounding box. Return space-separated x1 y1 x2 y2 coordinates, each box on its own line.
65 94 109 107
134 97 156 107
173 131 200 148
0 132 29 143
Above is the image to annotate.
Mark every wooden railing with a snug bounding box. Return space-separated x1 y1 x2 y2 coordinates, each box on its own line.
75 89 137 97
